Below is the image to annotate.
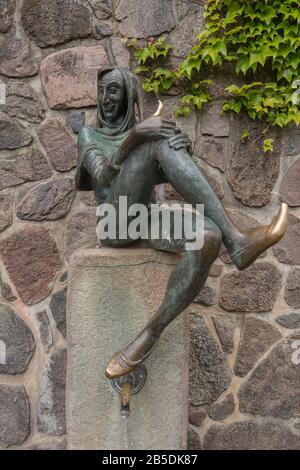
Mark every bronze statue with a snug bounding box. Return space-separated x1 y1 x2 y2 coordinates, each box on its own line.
76 66 288 380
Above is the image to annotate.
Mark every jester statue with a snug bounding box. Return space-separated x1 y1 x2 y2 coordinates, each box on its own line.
76 66 288 380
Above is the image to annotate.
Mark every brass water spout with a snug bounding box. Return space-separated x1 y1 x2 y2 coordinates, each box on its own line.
120 379 132 417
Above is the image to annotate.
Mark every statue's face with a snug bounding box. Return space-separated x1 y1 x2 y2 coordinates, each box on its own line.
99 70 126 123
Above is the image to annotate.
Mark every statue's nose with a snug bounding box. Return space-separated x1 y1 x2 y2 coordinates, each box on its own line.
103 91 109 104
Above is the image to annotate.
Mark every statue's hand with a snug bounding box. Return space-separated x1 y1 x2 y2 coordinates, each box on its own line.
136 116 177 141
168 133 192 154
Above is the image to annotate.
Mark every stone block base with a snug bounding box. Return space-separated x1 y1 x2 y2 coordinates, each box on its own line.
67 248 189 450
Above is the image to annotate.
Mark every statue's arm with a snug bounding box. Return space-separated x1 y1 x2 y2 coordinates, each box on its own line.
84 150 118 186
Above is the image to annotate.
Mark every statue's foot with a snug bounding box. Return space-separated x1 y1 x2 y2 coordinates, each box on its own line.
105 328 159 379
230 203 288 271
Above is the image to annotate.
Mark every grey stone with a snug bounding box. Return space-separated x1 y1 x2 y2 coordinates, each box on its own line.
0 118 32 150
37 117 77 172
285 268 300 308
273 214 300 265
50 288 67 338
67 249 188 449
204 421 300 450
0 279 17 302
168 5 204 66
0 149 52 191
16 178 76 221
234 316 281 377
0 81 45 123
194 285 215 307
93 22 113 39
188 406 207 427
21 0 92 47
109 37 130 68
59 272 68 284
115 0 176 38
0 27 38 77
228 116 281 207
201 102 230 137
0 0 15 32
212 314 241 355
198 137 229 172
220 263 282 312
0 304 35 374
276 313 300 329
89 0 112 19
67 111 85 135
64 210 98 260
189 313 231 406
36 310 53 353
38 348 66 436
0 226 62 305
209 394 235 421
0 194 13 233
282 127 300 156
187 427 202 450
238 333 300 419
280 159 300 207
0 384 30 447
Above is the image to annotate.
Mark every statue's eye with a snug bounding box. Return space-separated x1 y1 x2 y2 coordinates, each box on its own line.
109 87 118 94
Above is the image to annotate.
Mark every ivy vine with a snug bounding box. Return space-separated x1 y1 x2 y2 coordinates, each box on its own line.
129 0 300 151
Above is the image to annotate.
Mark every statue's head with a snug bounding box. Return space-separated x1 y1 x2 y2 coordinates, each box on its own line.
97 66 143 135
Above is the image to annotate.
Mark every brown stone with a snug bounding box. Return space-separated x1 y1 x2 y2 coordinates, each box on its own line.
0 194 12 232
115 0 176 38
0 149 52 191
218 208 263 264
238 333 300 419
189 313 231 406
0 0 15 33
0 304 35 374
198 137 228 172
37 117 77 172
80 191 99 207
212 314 241 354
209 263 222 277
64 210 98 260
40 46 108 109
0 384 30 447
234 316 281 377
273 214 300 265
280 159 300 207
38 348 66 436
0 81 45 123
0 118 32 150
188 406 207 427
209 393 235 421
220 262 282 312
285 268 300 308
0 27 38 77
164 183 184 201
0 226 62 305
21 0 92 47
204 421 300 450
17 178 75 221
187 427 202 450
26 436 67 450
227 117 281 207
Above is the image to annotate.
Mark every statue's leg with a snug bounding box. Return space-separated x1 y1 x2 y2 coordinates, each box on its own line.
105 215 222 379
156 140 288 270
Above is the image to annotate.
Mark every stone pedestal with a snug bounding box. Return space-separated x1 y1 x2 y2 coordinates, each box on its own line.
67 248 189 450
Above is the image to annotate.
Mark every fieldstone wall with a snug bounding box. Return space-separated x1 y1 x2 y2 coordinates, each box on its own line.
0 0 299 450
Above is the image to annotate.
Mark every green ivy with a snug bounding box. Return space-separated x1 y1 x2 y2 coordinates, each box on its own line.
130 0 300 150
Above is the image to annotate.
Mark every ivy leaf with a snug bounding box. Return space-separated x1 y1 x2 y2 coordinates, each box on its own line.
263 138 274 153
236 56 250 74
